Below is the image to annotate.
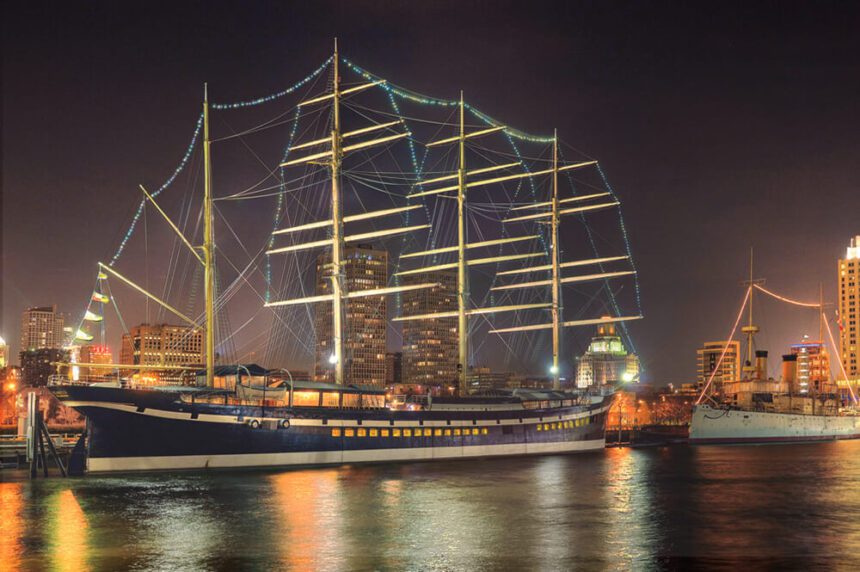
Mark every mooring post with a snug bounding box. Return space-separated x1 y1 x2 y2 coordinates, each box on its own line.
27 392 38 479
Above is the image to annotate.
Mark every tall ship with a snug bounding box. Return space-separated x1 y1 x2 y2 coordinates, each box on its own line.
690 259 860 444
49 43 642 473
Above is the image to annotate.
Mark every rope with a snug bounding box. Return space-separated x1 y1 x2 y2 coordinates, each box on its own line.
696 286 752 405
823 312 858 404
753 284 821 308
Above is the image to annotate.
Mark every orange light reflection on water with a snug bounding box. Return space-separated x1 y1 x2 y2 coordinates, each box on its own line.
51 489 89 572
271 469 343 572
0 483 24 571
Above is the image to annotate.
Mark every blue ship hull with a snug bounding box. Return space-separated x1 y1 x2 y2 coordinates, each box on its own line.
51 385 611 473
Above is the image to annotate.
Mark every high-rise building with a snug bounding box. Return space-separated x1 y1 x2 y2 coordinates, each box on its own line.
575 322 640 388
401 270 458 387
20 348 69 387
697 340 741 390
790 340 831 394
120 324 203 384
0 336 7 368
80 344 114 381
314 244 387 386
20 305 65 351
385 352 402 385
838 236 859 381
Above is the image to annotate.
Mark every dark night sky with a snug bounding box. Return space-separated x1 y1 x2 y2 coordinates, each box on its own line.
2 1 859 383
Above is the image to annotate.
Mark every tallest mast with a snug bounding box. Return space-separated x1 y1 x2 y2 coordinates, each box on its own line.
550 130 561 390
330 39 346 385
456 92 469 393
203 84 216 387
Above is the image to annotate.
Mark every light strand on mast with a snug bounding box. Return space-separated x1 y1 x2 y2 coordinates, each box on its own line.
695 286 752 405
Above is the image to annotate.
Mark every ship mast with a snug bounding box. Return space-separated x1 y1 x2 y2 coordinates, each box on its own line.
203 84 216 387
267 41 440 387
456 92 469 393
741 248 759 378
550 130 562 390
330 39 346 385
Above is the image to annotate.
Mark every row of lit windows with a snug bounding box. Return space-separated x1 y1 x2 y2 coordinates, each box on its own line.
332 427 490 438
327 419 591 438
536 418 590 431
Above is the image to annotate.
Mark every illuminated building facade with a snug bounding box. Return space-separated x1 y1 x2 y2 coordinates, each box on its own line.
466 367 525 392
120 324 203 384
80 344 114 381
575 323 640 388
20 305 65 351
697 340 741 390
838 235 859 380
314 245 387 386
385 352 402 385
790 340 830 394
20 348 69 387
0 336 6 368
401 270 458 387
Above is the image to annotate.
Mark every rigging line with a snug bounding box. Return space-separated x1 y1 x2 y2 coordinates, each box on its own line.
105 280 129 334
210 103 324 142
160 163 202 313
342 57 555 143
345 172 418 187
343 101 462 127
217 168 330 201
218 306 264 349
559 137 599 163
217 116 297 193
110 113 204 266
558 146 637 347
753 284 822 308
469 142 553 165
265 99 324 305
696 287 752 406
211 56 333 110
823 312 858 404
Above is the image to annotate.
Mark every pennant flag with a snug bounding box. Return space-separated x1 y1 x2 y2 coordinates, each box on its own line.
84 310 103 322
98 271 108 280
92 292 109 303
75 329 94 342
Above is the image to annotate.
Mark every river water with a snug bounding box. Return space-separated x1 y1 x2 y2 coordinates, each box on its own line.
2 442 860 571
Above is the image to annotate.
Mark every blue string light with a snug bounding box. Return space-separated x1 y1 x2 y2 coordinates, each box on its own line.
342 58 555 143
557 151 642 357
212 58 332 110
596 162 643 314
109 112 204 266
265 105 304 302
86 58 332 328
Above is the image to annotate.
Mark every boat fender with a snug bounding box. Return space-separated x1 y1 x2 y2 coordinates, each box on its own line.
249 419 260 429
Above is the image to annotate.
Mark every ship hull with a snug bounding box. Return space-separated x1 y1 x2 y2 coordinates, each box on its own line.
52 385 610 473
690 404 860 444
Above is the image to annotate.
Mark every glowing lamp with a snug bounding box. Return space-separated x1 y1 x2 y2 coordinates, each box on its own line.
549 365 559 375
622 372 635 383
328 354 338 364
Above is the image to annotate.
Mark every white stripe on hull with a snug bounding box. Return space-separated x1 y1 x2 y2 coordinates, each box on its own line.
68 399 605 428
690 404 860 444
88 439 606 473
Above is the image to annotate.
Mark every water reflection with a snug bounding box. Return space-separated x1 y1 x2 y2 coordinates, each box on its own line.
50 489 88 572
271 469 344 571
0 483 24 571
6 443 860 569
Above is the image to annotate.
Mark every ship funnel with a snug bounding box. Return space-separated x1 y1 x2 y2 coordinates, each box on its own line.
782 354 797 390
755 350 768 380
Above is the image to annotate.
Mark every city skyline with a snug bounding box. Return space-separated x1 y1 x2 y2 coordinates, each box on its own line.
3 2 859 383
